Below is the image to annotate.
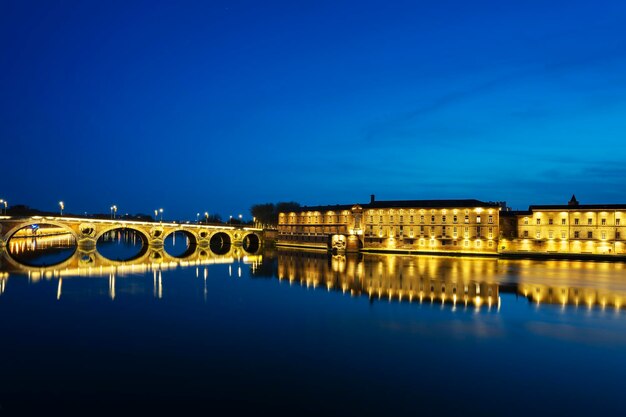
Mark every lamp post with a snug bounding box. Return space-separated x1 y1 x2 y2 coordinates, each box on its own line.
253 216 256 228
154 209 158 222
159 208 163 222
229 215 233 225
0 199 6 215
196 213 200 223
110 205 117 219
59 201 64 216
205 212 209 224
238 214 242 224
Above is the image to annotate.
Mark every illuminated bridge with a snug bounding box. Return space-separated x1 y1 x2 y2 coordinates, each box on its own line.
0 215 263 264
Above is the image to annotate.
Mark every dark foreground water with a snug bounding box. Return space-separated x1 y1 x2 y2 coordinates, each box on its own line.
1 240 626 415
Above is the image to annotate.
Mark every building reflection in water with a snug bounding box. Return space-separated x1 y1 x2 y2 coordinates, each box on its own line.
275 250 500 310
2 244 626 312
272 250 626 312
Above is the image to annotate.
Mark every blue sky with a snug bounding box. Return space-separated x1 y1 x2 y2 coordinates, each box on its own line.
2 0 626 219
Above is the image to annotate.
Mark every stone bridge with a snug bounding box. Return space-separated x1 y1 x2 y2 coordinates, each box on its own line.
0 215 263 255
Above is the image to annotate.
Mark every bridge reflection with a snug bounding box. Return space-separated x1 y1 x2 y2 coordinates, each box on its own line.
2 247 625 311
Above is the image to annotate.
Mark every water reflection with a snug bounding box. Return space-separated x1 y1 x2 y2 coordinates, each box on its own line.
2 246 626 312
97 229 147 261
7 224 76 266
268 250 626 312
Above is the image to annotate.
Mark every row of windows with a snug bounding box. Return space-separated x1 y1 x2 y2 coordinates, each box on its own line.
367 215 493 224
367 238 494 248
367 225 494 239
526 218 621 226
523 230 622 239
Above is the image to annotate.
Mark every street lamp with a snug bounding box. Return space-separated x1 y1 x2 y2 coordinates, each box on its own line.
253 216 256 227
0 199 6 215
196 212 200 223
154 209 158 221
238 214 242 224
110 205 117 219
204 212 209 224
159 208 163 222
229 215 233 225
59 201 64 216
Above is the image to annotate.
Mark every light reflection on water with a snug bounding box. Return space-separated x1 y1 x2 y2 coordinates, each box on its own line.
0 248 625 414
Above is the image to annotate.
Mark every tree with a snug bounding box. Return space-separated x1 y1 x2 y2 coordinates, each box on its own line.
250 203 275 226
250 201 300 227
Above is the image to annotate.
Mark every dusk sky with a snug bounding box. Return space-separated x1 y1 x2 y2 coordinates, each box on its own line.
2 0 626 220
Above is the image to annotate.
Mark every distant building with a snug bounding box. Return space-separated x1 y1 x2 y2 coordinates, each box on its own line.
277 195 502 254
501 195 626 255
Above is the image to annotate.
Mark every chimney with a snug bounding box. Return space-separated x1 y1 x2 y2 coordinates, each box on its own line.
370 194 375 204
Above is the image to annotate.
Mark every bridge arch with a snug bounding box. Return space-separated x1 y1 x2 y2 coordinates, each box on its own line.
162 229 198 258
2 220 80 244
242 232 261 254
209 232 232 255
93 224 151 245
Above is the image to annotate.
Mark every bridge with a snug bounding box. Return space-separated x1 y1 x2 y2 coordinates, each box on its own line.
0 215 263 264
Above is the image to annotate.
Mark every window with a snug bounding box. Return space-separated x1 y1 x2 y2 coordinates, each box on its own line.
561 231 566 239
488 240 493 248
601 218 606 225
617 218 621 226
464 227 469 238
464 240 469 247
477 216 481 224
548 218 553 225
524 218 529 225
442 215 446 223
369 215 373 223
548 231 553 239
442 226 447 236
410 215 414 223
420 215 424 223
464 215 469 223
475 240 481 248
453 215 458 223
575 218 579 225
523 231 529 237
588 218 592 225
488 215 493 224
420 225 424 233
390 216 394 223
431 215 435 224
617 232 621 239
536 232 541 239
379 216 383 223
601 232 606 239
399 215 403 223
561 218 566 225
587 231 593 239
453 226 458 238
574 231 579 238
477 226 481 237
536 218 541 225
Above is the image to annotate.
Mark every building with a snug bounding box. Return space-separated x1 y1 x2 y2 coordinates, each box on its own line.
277 195 502 254
501 195 626 255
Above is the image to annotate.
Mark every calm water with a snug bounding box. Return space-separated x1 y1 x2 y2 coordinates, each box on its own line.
1 234 626 415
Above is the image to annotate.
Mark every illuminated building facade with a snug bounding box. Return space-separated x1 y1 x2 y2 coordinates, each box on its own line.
501 195 626 255
277 195 502 254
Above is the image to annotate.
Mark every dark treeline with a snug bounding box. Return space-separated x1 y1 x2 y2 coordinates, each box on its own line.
250 202 300 227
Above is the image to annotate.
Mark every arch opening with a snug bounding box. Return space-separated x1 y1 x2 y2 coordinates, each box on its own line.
242 233 261 254
6 223 77 267
209 232 231 255
164 230 197 258
96 228 148 262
